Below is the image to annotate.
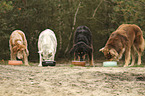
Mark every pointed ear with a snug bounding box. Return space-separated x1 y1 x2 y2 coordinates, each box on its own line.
109 48 118 56
99 47 105 52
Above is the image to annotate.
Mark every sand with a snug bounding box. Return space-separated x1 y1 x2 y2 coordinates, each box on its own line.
0 64 145 96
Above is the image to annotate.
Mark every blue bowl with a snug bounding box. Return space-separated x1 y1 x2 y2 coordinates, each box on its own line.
103 61 117 67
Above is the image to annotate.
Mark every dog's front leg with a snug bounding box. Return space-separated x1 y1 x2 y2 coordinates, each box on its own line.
10 51 17 60
118 48 125 60
38 52 42 66
26 48 29 56
49 53 55 61
89 53 94 67
74 53 77 61
124 48 131 67
23 51 29 66
90 55 94 67
130 46 136 66
51 53 55 61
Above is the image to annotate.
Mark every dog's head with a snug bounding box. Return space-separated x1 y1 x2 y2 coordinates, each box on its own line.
39 45 53 60
99 47 119 61
13 44 26 59
42 50 53 60
70 42 92 61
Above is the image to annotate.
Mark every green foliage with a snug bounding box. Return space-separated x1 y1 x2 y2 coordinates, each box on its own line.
0 0 13 13
110 0 145 27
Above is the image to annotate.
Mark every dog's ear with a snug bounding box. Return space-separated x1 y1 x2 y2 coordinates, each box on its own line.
13 46 18 54
69 48 74 54
109 48 118 57
69 44 77 54
99 47 108 52
84 44 92 52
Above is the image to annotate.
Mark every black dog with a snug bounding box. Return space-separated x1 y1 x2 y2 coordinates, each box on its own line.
70 26 94 66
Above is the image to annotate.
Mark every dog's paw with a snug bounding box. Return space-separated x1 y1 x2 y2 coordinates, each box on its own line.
129 64 134 67
38 64 42 67
123 65 128 67
25 64 30 66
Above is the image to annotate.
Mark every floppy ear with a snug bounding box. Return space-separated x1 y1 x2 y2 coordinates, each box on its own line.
69 44 77 54
109 48 118 57
83 43 92 52
69 48 74 54
13 46 18 54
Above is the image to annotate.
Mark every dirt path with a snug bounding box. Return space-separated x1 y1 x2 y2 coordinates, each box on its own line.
0 64 145 96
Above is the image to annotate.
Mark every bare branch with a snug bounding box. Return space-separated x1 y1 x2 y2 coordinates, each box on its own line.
64 2 81 54
92 0 103 18
72 2 81 30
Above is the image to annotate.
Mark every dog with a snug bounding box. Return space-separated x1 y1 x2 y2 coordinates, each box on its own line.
70 26 94 66
99 24 144 67
9 30 29 65
38 29 57 66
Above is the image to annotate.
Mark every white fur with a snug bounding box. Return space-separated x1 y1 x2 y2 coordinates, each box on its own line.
38 29 57 66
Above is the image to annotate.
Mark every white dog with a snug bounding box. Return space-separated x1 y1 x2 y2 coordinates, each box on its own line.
38 29 57 66
9 30 29 65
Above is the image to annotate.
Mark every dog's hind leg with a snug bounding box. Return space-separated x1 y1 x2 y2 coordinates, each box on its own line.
130 45 136 66
135 38 144 65
137 51 142 65
137 46 144 65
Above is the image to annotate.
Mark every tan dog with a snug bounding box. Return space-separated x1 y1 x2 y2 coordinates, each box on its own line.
9 30 29 65
99 24 144 67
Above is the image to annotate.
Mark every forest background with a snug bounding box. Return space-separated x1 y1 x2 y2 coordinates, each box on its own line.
0 0 145 63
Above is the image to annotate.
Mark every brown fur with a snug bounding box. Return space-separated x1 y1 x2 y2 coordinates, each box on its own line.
9 30 29 66
99 24 144 67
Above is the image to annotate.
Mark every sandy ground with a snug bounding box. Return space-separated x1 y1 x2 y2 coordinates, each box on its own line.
0 63 145 96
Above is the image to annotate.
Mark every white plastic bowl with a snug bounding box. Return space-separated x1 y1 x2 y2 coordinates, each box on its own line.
103 61 117 67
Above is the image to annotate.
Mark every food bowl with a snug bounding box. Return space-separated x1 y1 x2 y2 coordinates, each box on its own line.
103 61 117 67
8 60 23 65
72 61 86 66
42 61 56 67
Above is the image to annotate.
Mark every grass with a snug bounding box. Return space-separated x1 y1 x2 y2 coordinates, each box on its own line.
129 65 145 67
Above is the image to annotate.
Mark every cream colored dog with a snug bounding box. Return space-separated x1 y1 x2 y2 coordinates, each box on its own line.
38 29 57 66
9 30 29 65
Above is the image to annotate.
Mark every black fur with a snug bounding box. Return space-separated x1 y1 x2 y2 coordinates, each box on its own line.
70 26 93 65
